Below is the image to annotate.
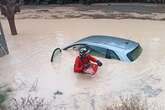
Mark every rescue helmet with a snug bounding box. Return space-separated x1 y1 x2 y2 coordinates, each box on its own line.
79 47 88 56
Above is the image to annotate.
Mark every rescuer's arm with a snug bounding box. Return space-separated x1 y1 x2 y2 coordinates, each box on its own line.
88 54 102 66
74 57 83 73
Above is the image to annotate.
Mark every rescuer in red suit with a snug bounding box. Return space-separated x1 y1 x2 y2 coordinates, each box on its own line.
74 47 102 75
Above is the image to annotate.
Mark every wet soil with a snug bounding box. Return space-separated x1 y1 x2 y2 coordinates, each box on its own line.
1 3 165 20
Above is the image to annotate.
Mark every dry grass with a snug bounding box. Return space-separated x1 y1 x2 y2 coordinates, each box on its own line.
106 96 150 110
5 94 162 110
7 95 50 110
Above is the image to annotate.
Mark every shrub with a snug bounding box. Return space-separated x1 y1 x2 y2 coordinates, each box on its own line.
0 94 7 105
0 85 10 104
0 84 11 110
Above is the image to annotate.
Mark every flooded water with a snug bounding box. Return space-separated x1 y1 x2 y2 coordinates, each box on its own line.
0 19 165 109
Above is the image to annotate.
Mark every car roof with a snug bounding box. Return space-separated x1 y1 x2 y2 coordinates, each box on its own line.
76 35 139 52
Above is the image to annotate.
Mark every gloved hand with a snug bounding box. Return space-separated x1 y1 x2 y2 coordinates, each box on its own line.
83 63 90 70
96 60 103 67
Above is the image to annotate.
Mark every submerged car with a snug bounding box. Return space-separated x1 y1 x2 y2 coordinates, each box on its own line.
51 35 142 62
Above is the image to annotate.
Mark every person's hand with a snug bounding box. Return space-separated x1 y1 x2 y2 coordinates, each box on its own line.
83 63 90 70
96 60 103 67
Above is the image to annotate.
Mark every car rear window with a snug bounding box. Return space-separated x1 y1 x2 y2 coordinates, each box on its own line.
127 44 142 61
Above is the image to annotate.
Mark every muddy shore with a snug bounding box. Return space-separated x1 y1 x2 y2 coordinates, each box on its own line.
1 3 165 20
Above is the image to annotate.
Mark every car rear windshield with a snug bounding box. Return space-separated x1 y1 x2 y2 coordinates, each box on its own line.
127 45 142 61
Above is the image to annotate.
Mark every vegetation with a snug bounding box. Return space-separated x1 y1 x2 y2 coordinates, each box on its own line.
106 95 157 110
22 0 165 4
22 0 96 5
0 84 12 109
0 86 7 104
7 95 49 110
0 93 7 106
5 94 161 110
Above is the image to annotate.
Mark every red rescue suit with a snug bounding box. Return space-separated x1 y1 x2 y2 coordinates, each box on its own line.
74 54 97 73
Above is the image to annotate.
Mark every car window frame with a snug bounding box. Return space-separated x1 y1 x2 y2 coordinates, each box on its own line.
105 49 120 60
63 43 88 50
87 45 107 58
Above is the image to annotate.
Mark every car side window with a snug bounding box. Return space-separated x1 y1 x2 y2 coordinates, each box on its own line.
106 49 120 60
65 44 86 51
72 45 84 51
88 45 106 58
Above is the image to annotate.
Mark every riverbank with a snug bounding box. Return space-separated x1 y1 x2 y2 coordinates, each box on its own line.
0 3 165 20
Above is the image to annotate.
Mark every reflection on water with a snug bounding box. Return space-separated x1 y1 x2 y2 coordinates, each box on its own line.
0 19 165 109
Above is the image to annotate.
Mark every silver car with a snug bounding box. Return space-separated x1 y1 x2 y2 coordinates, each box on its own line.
51 35 142 62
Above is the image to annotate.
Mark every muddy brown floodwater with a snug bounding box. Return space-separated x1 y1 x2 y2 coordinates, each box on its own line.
0 19 165 109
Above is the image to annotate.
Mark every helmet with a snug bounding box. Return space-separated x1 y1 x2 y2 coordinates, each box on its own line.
79 47 88 56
